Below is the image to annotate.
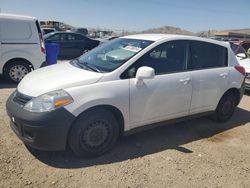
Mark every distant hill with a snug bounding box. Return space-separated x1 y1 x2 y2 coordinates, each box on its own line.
139 26 250 37
141 26 195 36
223 28 250 35
198 28 250 37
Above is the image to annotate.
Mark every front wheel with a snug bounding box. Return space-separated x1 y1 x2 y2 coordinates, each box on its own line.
68 109 119 158
211 92 237 123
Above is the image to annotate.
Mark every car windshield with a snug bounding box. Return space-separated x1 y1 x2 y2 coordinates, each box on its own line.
74 38 153 72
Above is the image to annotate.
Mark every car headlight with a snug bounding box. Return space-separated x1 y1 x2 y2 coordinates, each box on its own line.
24 90 73 112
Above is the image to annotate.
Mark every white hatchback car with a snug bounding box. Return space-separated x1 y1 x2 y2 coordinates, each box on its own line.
6 34 245 158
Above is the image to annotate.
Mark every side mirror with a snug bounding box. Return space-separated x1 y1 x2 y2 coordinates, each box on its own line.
135 66 155 86
236 53 247 59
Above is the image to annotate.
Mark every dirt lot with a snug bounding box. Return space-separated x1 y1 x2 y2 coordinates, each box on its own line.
1 76 250 188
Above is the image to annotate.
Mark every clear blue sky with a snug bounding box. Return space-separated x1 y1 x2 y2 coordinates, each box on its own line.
0 0 249 32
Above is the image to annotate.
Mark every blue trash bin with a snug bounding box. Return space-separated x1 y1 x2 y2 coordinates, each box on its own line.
45 43 60 65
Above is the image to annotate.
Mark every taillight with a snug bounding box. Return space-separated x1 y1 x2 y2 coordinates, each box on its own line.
234 66 246 76
39 33 46 54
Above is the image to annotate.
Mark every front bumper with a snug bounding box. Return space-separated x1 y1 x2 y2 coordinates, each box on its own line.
6 92 75 151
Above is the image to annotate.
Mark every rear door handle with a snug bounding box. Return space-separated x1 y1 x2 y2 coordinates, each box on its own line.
179 78 191 84
220 73 228 78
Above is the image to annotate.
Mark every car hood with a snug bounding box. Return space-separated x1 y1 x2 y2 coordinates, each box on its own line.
237 58 250 73
17 62 104 97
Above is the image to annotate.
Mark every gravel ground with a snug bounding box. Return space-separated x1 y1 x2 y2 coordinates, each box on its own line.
0 75 250 188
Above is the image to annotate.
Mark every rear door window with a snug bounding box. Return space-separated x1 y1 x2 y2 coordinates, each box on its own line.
67 34 77 41
188 41 228 70
49 34 66 41
67 34 87 41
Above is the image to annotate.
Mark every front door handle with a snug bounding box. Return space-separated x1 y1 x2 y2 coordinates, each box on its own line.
179 78 191 84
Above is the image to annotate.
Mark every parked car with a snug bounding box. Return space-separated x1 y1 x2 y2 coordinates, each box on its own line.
6 34 245 158
239 41 250 52
75 28 88 36
230 42 250 89
42 27 57 35
0 14 46 83
44 32 99 59
230 40 250 53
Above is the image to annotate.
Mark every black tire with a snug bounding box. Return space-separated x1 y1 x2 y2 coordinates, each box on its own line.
211 92 237 123
68 108 119 158
4 60 31 83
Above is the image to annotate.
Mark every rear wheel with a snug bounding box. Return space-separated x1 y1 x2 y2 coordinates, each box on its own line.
68 109 119 158
212 92 237 123
4 60 31 83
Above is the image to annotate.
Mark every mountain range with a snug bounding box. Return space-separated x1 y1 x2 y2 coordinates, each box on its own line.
138 26 250 37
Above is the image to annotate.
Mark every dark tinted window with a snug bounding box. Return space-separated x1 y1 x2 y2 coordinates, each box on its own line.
122 40 188 78
48 34 66 41
67 34 86 41
75 34 87 40
188 41 228 70
35 20 42 34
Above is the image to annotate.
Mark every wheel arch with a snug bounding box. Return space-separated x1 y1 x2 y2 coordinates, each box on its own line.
68 104 125 141
3 58 34 73
221 87 241 105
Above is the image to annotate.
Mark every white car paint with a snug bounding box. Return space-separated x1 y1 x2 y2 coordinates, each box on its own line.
18 62 104 97
236 57 250 73
129 71 192 128
17 34 245 132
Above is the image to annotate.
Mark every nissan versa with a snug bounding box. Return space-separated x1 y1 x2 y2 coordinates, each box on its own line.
6 34 246 158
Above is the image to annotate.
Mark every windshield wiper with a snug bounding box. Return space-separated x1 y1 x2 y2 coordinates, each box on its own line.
73 59 87 69
72 59 102 73
83 62 102 73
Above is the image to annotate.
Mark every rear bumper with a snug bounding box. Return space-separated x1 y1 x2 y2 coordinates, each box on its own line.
6 92 75 151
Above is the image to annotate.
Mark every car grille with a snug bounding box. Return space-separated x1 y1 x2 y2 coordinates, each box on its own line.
13 91 32 106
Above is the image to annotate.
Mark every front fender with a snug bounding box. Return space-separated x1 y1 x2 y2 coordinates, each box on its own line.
64 79 130 130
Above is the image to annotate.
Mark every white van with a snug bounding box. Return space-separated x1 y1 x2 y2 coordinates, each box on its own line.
6 34 245 158
0 14 46 83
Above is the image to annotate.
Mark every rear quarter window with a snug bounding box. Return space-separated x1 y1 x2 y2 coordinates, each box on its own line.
188 41 228 70
0 20 32 40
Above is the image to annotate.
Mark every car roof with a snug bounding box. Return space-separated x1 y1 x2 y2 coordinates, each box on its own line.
122 34 230 48
0 13 37 21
